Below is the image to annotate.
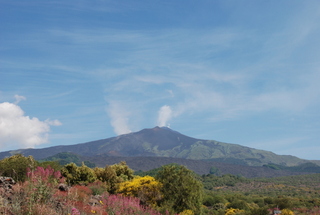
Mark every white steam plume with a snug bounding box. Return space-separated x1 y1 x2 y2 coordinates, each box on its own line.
0 101 62 151
157 105 172 127
106 101 132 135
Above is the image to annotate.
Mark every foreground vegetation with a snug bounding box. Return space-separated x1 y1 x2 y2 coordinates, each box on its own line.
0 154 320 214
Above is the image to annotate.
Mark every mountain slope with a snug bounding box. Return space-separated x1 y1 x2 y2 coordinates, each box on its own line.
0 126 314 167
84 155 313 178
34 152 315 178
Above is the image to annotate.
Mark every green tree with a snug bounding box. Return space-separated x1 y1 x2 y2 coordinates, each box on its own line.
210 166 220 175
156 164 204 214
37 160 62 171
112 161 134 181
61 162 96 185
227 199 249 210
94 161 134 193
61 162 79 185
203 194 227 207
274 197 293 210
248 207 269 215
0 154 37 182
78 162 96 184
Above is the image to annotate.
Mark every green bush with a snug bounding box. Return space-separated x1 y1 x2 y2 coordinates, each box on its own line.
61 162 96 185
203 194 227 207
0 154 37 182
227 199 249 210
94 161 134 193
156 164 203 214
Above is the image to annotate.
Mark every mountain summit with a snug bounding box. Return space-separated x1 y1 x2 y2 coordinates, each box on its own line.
0 127 311 166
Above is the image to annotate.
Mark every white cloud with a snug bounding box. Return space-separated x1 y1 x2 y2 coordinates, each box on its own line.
167 90 174 97
14 94 26 104
157 105 173 127
0 102 62 150
45 119 63 126
106 101 132 135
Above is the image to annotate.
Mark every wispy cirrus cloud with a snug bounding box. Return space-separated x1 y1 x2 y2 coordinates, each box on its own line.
3 0 320 162
14 94 26 104
9 23 318 128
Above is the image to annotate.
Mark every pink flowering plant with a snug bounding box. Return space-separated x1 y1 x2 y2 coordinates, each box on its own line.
25 166 62 209
27 166 62 184
101 194 163 215
71 207 81 215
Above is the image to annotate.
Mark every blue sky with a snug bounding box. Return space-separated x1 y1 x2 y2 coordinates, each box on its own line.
1 1 320 160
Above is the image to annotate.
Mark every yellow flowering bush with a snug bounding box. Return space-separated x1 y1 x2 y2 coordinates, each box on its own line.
179 209 194 215
281 209 295 215
117 175 162 207
225 208 245 215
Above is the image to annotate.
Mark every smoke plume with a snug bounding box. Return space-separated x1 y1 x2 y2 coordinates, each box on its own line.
157 105 172 127
106 101 132 135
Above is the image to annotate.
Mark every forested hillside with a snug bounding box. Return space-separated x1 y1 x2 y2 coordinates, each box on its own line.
40 152 319 178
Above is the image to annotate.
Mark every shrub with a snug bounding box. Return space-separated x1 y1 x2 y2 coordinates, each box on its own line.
88 181 109 195
203 194 227 206
281 208 295 215
227 199 249 210
0 154 37 182
5 166 63 215
69 185 93 202
156 164 203 214
274 197 294 210
117 175 162 207
101 194 162 215
249 207 269 215
94 161 134 194
25 166 62 204
61 162 96 185
225 208 245 215
180 209 194 215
